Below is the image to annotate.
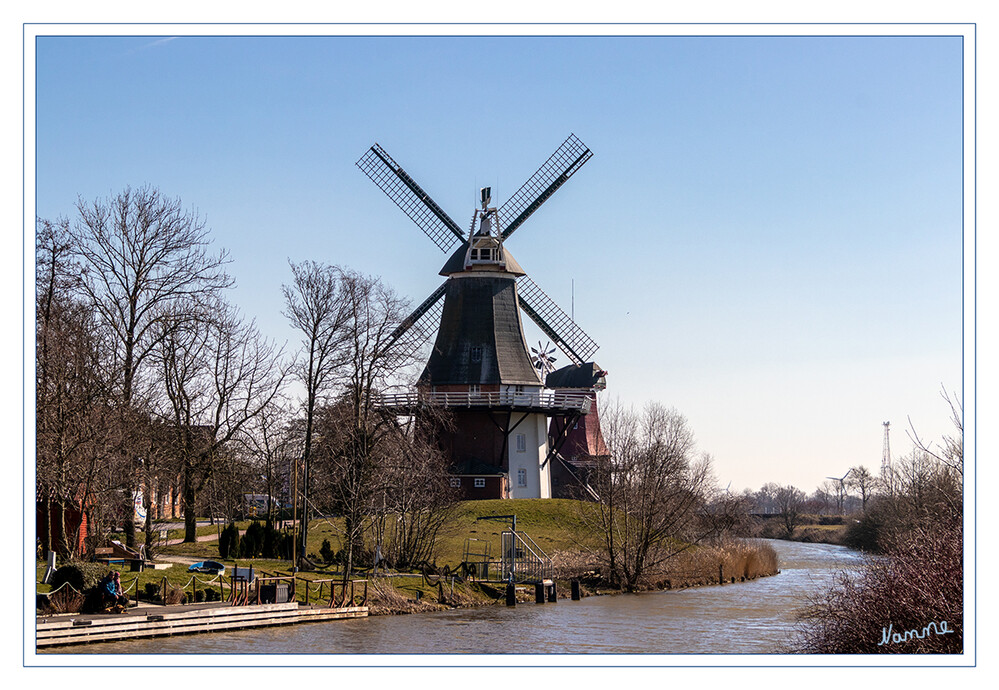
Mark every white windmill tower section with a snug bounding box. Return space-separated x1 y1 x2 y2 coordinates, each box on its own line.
508 413 552 499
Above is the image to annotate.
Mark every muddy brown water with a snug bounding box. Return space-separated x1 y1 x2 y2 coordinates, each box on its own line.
44 539 863 656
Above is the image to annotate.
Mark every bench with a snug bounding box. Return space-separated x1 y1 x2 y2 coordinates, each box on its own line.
94 544 147 571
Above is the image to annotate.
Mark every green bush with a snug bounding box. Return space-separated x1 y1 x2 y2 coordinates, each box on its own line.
242 521 265 558
50 561 107 593
844 501 890 552
262 526 291 559
320 539 335 565
219 523 241 559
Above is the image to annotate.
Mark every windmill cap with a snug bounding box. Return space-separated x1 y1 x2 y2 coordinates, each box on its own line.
439 241 526 277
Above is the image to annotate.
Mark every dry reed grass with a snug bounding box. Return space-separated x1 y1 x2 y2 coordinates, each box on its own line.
365 578 417 615
47 587 84 613
659 539 778 587
547 539 778 591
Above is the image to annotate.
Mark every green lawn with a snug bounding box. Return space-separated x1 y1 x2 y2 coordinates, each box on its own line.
38 499 607 606
291 498 603 566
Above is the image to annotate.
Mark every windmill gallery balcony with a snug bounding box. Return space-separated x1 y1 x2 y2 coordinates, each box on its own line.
377 390 592 415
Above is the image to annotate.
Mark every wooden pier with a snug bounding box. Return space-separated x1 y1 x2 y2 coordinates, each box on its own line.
36 601 368 648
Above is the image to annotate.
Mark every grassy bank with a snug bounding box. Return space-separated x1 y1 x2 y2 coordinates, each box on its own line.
38 499 781 615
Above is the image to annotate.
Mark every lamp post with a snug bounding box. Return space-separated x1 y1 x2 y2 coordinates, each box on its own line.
291 453 299 573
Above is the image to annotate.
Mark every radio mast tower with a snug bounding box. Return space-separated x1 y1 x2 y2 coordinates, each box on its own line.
881 421 892 491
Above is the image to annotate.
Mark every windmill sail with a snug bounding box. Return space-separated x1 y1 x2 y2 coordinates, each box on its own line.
498 133 593 241
517 275 598 366
356 144 465 252
387 282 447 350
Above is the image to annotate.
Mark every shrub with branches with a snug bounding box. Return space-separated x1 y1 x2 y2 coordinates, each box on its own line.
792 514 962 653
792 393 963 653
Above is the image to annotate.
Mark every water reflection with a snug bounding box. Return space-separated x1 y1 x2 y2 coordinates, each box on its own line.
48 540 862 655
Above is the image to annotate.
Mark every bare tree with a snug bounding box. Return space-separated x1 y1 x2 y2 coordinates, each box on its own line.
808 485 834 515
774 485 806 538
754 482 782 515
848 465 875 512
156 299 287 542
373 410 457 569
699 482 754 539
908 386 963 478
241 400 296 528
36 218 121 558
68 186 232 546
282 261 352 563
585 401 714 590
319 270 415 579
283 264 416 574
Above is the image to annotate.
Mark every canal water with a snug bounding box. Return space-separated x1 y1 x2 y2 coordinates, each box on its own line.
54 539 863 656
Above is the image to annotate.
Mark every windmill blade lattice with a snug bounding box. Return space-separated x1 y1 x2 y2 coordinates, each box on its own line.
356 144 465 252
517 275 598 366
387 282 447 352
498 133 593 241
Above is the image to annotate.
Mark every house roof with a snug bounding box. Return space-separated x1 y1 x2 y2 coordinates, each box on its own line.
545 362 607 390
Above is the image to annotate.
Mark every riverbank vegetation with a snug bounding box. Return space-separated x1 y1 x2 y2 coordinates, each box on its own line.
788 391 963 654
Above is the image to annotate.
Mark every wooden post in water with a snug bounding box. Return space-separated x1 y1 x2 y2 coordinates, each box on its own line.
719 564 724 585
547 582 557 603
571 580 581 601
535 582 545 604
506 582 516 607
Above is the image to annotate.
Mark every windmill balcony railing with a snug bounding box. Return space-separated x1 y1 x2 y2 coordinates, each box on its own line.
377 390 591 414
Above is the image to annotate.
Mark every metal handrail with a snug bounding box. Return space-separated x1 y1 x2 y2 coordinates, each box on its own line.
502 530 553 583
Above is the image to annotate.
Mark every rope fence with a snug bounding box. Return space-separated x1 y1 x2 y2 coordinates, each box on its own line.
39 565 373 613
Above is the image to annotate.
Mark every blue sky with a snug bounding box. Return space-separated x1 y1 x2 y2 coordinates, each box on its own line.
31 32 966 493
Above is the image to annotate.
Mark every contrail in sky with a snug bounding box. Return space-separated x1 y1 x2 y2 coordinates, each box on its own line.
142 37 178 49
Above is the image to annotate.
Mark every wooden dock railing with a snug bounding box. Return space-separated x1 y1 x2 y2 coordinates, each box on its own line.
298 577 368 608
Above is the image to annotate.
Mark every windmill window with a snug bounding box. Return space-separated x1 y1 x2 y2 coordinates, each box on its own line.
516 433 526 453
517 468 528 487
474 478 486 488
469 384 481 394
472 247 494 261
449 477 461 488
470 346 482 363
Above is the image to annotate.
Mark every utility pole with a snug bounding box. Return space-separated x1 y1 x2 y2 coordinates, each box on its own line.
881 421 892 494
